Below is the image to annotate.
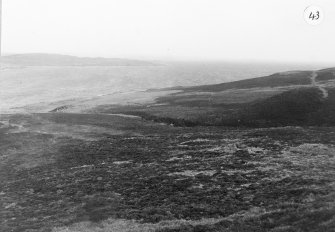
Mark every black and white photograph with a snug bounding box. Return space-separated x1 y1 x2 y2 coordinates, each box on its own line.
1 0 335 231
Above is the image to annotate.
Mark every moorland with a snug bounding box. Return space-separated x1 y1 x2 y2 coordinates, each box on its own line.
1 55 335 232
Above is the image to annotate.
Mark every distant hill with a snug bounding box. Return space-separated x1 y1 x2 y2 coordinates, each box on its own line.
0 53 156 66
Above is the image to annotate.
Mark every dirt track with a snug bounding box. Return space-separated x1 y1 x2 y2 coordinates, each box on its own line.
310 71 329 98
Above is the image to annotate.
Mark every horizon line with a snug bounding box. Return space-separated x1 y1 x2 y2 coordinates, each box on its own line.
1 52 334 66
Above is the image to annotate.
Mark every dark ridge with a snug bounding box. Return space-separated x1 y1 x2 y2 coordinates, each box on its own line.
170 71 313 92
317 67 335 72
316 69 335 82
96 87 333 128
108 111 200 127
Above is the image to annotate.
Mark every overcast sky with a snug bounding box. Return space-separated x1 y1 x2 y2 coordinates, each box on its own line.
2 0 335 63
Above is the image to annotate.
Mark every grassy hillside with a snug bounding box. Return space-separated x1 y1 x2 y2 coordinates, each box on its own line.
171 71 312 92
315 68 335 82
308 88 335 126
94 68 335 128
234 87 324 127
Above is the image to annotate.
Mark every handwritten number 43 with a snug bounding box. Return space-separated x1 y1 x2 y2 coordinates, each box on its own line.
309 11 320 20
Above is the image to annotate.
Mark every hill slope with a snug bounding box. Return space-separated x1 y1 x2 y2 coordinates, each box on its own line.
94 67 335 127
170 70 313 92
